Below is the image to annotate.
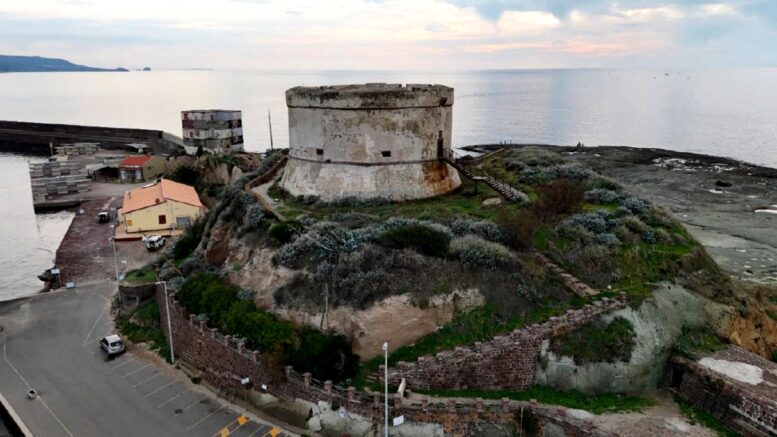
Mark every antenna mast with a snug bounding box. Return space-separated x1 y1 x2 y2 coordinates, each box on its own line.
268 109 274 151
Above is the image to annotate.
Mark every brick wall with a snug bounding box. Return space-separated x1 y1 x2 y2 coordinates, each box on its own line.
386 295 627 391
154 288 615 436
670 351 777 437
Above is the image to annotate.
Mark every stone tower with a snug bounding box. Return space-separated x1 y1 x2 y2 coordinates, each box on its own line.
280 83 461 201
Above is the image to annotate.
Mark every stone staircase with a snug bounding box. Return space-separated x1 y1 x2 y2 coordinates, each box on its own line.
441 152 524 202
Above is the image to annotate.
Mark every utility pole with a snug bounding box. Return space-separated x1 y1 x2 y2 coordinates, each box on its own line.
156 281 175 364
383 341 388 437
268 109 274 151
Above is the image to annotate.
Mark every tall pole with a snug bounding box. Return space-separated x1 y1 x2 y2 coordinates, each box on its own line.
268 109 274 151
110 237 119 285
383 341 388 437
157 281 175 364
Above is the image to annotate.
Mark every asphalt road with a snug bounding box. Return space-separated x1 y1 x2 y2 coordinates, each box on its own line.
0 282 294 437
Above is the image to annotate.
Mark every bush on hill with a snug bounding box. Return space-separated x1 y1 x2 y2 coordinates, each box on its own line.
177 273 358 382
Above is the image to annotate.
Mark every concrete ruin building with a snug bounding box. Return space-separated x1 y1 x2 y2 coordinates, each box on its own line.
280 84 461 201
181 110 244 154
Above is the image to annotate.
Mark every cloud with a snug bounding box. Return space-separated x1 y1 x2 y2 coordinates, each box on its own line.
0 0 775 69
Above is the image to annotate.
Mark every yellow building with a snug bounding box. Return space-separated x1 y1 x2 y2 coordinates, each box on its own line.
120 179 203 233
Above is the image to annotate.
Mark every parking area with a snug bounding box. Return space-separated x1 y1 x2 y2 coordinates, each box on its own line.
102 353 287 437
0 281 294 437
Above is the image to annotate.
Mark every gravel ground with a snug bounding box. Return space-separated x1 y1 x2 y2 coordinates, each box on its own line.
54 197 155 283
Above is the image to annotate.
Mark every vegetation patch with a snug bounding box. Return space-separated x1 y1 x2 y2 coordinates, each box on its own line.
116 303 170 362
177 273 358 381
673 394 738 436
415 386 654 415
550 317 636 365
269 178 523 223
378 224 451 257
673 326 728 360
123 269 157 284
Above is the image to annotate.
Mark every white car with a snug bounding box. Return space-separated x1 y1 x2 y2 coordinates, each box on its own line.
100 335 125 356
143 235 165 251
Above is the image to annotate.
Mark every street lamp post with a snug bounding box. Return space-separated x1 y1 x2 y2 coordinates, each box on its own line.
156 281 175 364
382 341 388 437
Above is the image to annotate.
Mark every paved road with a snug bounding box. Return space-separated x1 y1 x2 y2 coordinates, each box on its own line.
0 282 294 437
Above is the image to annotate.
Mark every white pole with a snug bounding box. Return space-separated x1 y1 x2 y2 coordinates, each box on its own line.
157 281 175 364
383 341 388 437
110 237 119 284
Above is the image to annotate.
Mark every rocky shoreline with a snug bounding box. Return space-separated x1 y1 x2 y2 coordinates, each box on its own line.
468 144 777 285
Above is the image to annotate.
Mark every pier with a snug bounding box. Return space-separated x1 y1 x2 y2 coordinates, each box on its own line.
0 120 187 155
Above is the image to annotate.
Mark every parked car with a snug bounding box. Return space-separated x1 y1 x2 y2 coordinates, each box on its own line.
97 212 110 224
143 235 165 251
100 334 125 356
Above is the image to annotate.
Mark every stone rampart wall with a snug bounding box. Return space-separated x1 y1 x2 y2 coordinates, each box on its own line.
386 296 627 391
154 288 614 436
670 353 777 437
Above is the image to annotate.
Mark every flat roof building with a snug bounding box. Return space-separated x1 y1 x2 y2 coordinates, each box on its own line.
181 110 244 154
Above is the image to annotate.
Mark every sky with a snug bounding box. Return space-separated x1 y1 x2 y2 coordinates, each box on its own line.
0 0 776 70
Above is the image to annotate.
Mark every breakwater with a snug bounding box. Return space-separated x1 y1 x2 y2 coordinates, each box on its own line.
0 120 186 155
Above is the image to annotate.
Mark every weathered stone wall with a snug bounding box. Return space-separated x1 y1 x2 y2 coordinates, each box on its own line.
154 288 614 436
670 350 777 437
281 83 461 201
386 296 628 391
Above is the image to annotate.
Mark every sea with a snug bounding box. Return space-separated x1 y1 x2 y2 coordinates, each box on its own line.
0 68 776 300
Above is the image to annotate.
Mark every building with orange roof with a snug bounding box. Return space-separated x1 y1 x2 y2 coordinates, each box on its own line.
120 179 203 233
118 155 166 182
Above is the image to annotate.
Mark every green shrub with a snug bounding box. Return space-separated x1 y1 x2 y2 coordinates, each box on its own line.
378 224 451 257
450 236 517 270
123 269 156 284
173 234 199 260
674 327 728 359
550 317 636 365
269 222 296 244
166 163 201 188
533 179 585 220
176 273 358 382
416 386 653 415
285 327 359 382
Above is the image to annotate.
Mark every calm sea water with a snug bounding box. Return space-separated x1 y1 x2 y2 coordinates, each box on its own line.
0 153 73 300
0 68 776 300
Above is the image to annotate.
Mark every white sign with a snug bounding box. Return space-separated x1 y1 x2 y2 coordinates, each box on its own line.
241 377 250 385
338 407 346 418
392 416 404 427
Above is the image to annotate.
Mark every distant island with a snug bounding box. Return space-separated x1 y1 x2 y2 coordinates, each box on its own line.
0 55 129 73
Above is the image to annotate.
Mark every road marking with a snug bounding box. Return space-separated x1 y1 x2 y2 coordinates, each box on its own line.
3 332 76 437
123 363 151 378
156 388 189 408
82 299 110 347
182 395 209 412
246 425 270 437
186 405 225 430
145 379 177 397
212 414 250 437
109 356 134 370
132 370 161 388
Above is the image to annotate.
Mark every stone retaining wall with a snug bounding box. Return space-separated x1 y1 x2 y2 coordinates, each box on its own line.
154 288 614 436
385 295 627 391
669 351 777 437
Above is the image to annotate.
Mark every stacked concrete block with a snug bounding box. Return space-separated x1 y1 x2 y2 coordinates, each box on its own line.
55 143 99 156
29 160 91 203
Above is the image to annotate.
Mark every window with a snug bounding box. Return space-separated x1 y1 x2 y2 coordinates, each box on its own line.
315 148 324 156
381 151 392 157
176 216 192 228
158 215 167 225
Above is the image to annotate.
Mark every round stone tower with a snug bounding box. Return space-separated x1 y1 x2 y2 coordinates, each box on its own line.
280 83 461 201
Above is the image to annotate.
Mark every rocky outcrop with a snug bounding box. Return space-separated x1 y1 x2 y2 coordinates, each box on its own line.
535 283 730 394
